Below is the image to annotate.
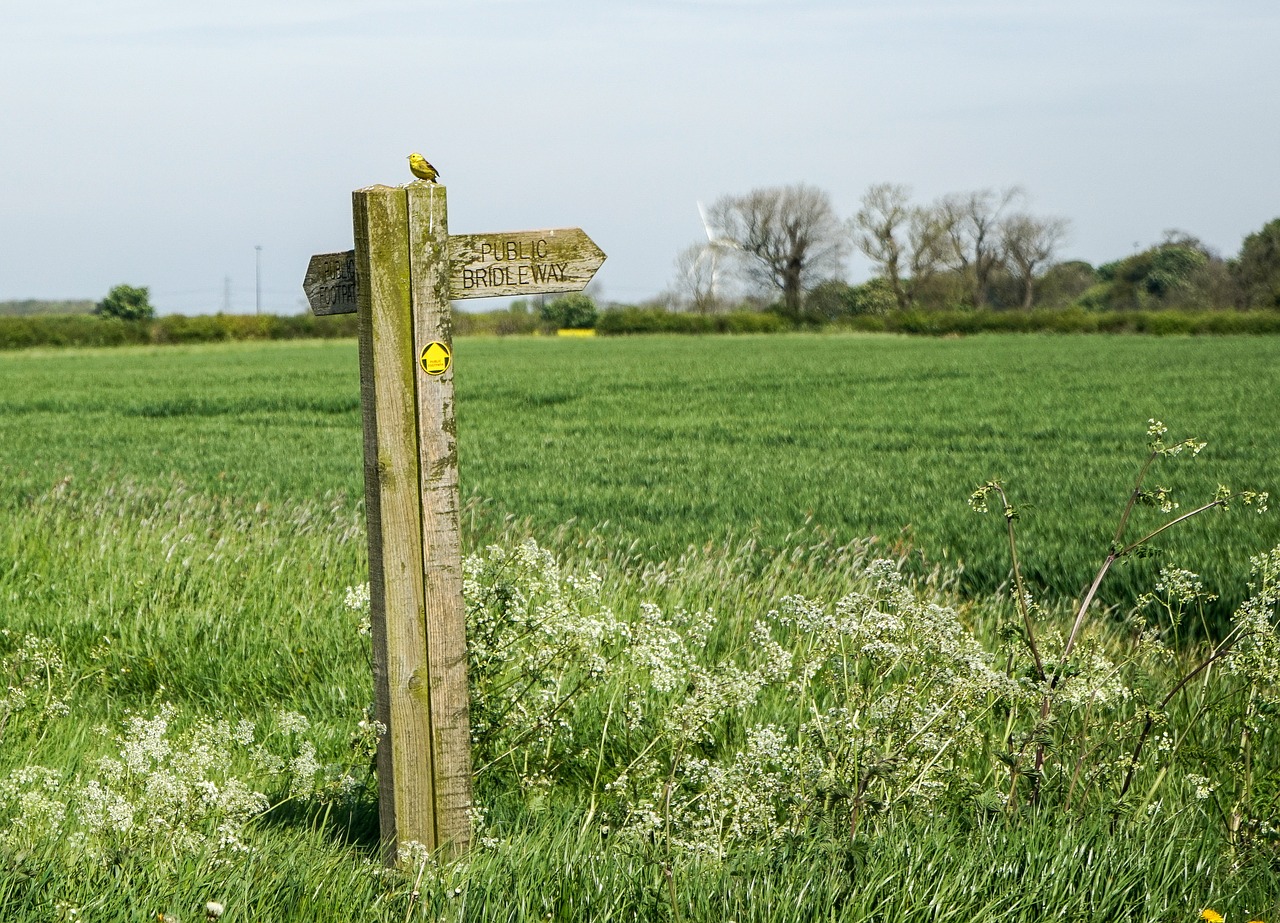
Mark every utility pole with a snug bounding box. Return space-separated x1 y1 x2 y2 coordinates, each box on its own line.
255 245 263 315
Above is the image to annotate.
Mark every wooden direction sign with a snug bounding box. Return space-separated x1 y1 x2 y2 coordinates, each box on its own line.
448 227 605 299
304 227 605 314
302 251 358 316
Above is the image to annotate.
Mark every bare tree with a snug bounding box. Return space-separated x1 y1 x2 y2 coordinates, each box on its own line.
706 184 849 320
940 186 1023 307
1001 213 1070 309
906 206 952 306
854 183 950 310
854 183 909 307
672 242 720 313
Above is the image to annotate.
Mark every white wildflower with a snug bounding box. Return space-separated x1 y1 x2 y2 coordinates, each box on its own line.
1186 774 1215 801
277 710 310 735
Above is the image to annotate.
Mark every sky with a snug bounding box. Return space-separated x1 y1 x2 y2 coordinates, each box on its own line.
2 0 1278 314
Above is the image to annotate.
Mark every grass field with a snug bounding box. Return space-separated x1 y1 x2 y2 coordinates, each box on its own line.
3 334 1277 616
2 333 1279 921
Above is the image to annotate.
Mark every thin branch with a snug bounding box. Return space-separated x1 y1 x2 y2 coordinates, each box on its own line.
1115 626 1244 802
992 483 1045 680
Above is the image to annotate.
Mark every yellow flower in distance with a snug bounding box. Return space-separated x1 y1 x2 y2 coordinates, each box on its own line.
408 152 440 183
1201 910 1224 923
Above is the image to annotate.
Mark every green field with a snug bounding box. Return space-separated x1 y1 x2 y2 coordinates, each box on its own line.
3 334 1277 615
2 333 1278 921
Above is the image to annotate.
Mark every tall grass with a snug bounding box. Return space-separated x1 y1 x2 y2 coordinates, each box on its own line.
2 474 1278 920
2 808 1267 921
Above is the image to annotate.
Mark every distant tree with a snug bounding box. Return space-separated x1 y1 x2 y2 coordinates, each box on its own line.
804 280 856 321
706 184 849 322
853 183 950 310
671 242 721 313
1187 258 1241 310
847 277 900 315
1233 217 1280 309
1037 261 1099 308
807 278 898 319
1142 247 1208 302
939 187 1023 307
1000 213 1070 309
95 284 155 321
1095 234 1220 310
854 183 909 308
540 292 597 329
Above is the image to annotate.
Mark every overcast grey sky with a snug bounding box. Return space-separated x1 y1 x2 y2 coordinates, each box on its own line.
3 1 1277 314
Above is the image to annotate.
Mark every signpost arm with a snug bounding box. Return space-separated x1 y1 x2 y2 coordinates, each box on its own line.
406 183 473 857
353 184 445 862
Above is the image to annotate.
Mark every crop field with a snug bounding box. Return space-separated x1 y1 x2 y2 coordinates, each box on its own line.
3 333 1278 614
2 333 1279 921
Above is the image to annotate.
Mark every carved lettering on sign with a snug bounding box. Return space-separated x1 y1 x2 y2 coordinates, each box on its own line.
459 257 573 291
303 251 360 315
447 228 606 300
306 229 605 314
475 238 552 262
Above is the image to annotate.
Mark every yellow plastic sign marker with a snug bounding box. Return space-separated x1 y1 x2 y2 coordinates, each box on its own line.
419 341 451 376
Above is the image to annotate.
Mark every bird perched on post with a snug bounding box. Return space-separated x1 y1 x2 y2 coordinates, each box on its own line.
408 153 440 183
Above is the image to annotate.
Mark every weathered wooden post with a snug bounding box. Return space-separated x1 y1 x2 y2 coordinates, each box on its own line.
351 182 470 861
304 173 605 863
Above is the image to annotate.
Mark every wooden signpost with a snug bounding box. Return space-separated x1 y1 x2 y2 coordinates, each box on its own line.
304 181 604 862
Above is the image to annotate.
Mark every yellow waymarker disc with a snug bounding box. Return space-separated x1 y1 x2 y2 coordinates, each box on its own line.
419 341 452 376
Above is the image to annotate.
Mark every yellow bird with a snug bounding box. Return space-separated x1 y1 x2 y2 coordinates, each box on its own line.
408 152 440 183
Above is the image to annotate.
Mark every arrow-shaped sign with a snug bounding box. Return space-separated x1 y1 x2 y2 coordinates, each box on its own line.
303 251 359 316
304 227 606 315
447 227 605 300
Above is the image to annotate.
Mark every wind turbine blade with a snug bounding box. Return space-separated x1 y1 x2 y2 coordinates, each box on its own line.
697 201 715 242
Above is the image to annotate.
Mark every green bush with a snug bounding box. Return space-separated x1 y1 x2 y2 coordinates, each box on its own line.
540 293 598 329
453 306 541 336
597 307 786 335
1036 261 1100 307
95 284 156 321
1091 240 1231 311
839 314 888 333
0 315 150 349
2 306 1279 352
720 311 787 334
0 313 358 351
277 313 359 340
1136 311 1197 335
148 313 359 344
1235 217 1280 309
803 278 898 321
152 315 231 343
